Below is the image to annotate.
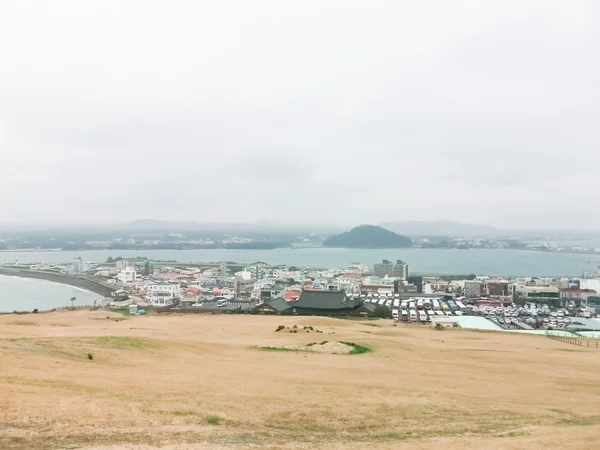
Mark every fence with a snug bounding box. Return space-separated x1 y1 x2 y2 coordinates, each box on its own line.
546 332 600 348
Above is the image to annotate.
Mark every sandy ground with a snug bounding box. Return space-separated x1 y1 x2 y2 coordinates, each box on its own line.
1 310 600 449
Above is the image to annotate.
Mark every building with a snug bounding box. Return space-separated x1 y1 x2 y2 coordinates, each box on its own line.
486 281 509 296
253 297 294 315
116 259 134 271
219 263 228 278
464 281 483 299
287 290 361 316
559 287 597 307
72 257 83 274
407 276 424 293
580 278 600 294
393 260 408 280
116 267 137 284
348 302 379 317
512 285 560 306
430 316 460 328
135 259 154 276
373 259 408 280
146 283 181 307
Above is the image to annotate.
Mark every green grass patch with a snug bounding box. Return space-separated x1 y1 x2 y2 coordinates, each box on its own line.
255 346 298 352
87 336 151 349
87 353 93 360
339 341 372 354
206 415 222 425
171 410 200 417
254 341 371 354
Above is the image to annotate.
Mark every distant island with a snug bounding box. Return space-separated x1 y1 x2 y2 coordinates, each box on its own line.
323 225 413 249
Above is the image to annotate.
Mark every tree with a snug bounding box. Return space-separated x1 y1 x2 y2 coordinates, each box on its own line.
106 257 114 263
374 305 393 319
70 297 76 308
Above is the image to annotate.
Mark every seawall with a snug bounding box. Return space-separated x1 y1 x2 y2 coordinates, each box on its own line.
0 268 118 297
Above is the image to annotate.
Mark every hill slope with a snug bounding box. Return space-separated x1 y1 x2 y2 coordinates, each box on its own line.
2 311 600 449
323 225 412 248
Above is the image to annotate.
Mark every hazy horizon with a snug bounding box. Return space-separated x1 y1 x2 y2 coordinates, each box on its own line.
1 218 599 235
2 1 599 229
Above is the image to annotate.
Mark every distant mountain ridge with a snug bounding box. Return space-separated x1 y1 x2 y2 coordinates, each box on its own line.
380 220 500 237
122 219 340 233
323 225 412 248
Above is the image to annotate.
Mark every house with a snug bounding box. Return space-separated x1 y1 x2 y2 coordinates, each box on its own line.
146 283 181 307
116 267 137 284
180 287 200 305
349 302 379 317
253 297 294 315
288 290 361 316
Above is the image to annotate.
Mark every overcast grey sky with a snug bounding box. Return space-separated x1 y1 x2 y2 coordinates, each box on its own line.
1 1 599 229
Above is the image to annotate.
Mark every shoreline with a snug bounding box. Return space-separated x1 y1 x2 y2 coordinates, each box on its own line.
0 268 117 298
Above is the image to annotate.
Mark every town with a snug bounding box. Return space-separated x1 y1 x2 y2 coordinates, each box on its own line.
9 256 600 335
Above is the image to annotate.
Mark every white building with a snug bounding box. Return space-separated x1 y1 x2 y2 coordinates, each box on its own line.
146 283 181 306
73 258 83 274
580 279 600 294
116 267 137 284
116 259 134 271
72 258 94 274
234 270 254 281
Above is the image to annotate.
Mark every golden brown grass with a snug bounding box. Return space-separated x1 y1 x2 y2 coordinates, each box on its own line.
1 310 600 449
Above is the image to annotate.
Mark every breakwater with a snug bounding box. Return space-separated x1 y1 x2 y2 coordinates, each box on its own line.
0 268 117 297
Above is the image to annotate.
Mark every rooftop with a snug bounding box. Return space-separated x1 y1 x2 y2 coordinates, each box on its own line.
291 290 360 310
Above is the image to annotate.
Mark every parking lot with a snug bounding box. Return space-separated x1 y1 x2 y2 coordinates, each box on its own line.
362 293 592 331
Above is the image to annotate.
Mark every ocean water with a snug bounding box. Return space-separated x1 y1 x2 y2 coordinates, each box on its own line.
0 275 103 313
2 248 600 276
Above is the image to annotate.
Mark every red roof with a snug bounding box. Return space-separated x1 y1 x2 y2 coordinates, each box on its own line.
284 291 301 301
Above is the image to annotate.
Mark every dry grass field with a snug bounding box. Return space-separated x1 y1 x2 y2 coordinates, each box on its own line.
2 310 600 449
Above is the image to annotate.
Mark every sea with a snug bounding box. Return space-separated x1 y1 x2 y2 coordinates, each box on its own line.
0 275 103 313
2 248 600 312
2 247 600 275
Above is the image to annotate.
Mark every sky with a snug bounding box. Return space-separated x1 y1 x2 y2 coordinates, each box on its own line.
1 1 599 229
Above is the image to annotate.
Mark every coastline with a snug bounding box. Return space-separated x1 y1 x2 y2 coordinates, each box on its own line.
1 246 599 257
0 268 117 297
1 247 598 277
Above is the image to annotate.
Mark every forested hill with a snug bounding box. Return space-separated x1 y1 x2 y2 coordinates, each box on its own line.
323 225 413 248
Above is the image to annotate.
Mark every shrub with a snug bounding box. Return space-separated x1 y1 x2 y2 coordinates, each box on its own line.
275 325 285 332
292 325 297 329
435 324 445 331
87 353 93 360
206 415 221 425
32 308 39 314
339 341 371 355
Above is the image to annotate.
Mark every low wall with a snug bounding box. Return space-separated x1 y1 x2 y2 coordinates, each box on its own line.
0 268 117 297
